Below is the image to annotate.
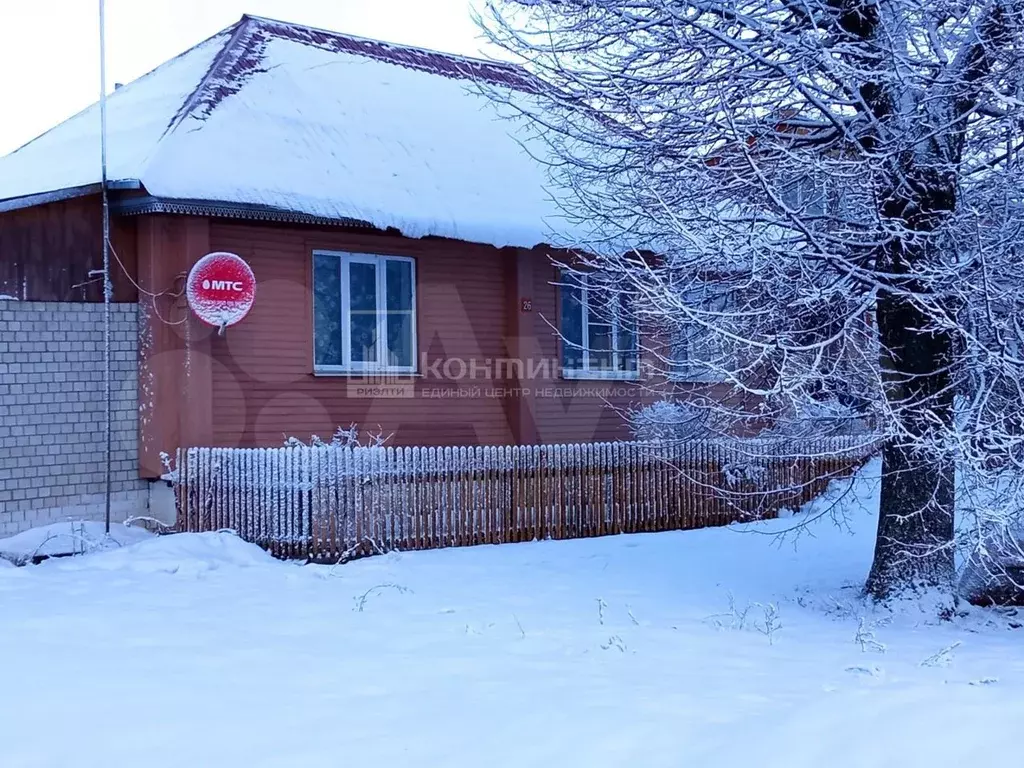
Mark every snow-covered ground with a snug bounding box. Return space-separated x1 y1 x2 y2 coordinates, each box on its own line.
0 521 153 565
1 459 1021 768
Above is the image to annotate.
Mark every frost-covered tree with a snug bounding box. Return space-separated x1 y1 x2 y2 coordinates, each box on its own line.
480 0 1024 601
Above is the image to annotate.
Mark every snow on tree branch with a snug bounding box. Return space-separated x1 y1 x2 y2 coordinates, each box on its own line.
480 0 1024 603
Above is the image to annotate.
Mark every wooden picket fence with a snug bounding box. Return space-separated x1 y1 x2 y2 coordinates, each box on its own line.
174 437 876 561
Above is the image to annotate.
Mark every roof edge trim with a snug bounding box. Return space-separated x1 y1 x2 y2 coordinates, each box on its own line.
0 181 142 213
112 195 378 230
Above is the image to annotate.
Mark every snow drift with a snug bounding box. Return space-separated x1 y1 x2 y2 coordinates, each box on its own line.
53 531 278 575
0 460 1021 768
0 521 153 566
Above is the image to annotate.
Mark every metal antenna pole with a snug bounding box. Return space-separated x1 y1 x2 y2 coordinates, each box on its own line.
99 0 112 535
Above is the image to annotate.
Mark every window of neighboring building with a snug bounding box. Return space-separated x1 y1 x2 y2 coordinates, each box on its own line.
671 285 734 382
312 251 416 374
671 282 745 385
780 172 827 217
560 272 639 379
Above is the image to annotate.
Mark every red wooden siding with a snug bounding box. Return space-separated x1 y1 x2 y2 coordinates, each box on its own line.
206 222 515 448
133 215 664 475
136 215 215 477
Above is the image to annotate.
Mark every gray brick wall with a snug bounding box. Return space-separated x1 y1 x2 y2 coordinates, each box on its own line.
0 301 149 538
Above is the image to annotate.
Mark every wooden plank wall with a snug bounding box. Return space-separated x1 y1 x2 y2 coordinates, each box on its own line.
0 195 138 301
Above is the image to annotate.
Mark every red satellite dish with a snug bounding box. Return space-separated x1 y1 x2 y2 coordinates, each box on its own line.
185 252 256 331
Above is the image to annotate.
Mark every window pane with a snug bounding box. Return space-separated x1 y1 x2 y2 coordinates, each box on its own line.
313 254 342 367
349 262 377 364
386 259 413 312
588 321 614 370
805 177 826 216
616 320 636 351
673 287 731 381
781 175 825 216
616 292 637 353
384 259 415 369
561 281 584 370
589 321 612 350
781 179 800 210
673 326 693 372
387 311 413 368
587 298 611 329
616 322 637 372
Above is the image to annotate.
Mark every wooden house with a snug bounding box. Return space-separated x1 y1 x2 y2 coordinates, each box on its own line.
0 15 676 483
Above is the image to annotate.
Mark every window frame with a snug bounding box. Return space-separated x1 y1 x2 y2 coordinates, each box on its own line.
669 286 733 384
560 272 640 381
312 250 418 376
780 172 827 218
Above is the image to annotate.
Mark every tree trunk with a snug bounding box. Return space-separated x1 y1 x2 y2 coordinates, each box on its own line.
866 291 956 600
866 438 955 599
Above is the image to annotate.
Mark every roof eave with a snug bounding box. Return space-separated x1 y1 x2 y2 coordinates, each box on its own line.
0 181 143 213
111 194 377 230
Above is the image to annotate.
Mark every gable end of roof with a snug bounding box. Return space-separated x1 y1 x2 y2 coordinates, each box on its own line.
246 15 536 90
168 14 539 127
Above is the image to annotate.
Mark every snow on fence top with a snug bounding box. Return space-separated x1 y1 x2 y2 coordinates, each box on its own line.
0 15 581 251
182 436 877 484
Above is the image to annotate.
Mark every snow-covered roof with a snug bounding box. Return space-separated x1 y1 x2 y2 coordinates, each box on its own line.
0 15 577 250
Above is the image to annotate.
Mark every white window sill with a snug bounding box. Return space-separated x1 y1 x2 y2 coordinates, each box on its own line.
561 368 640 382
313 368 421 378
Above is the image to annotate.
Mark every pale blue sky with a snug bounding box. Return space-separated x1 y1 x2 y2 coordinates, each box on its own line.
0 0 490 156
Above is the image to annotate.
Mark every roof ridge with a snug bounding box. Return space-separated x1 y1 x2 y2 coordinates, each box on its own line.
242 14 538 93
239 13 524 74
158 17 254 140
153 13 539 134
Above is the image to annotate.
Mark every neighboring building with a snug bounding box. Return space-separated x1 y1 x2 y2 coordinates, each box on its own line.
1 15 729 532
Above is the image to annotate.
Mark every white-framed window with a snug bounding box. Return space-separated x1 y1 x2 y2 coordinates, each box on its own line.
560 272 639 379
780 172 827 217
312 250 417 374
671 286 733 382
